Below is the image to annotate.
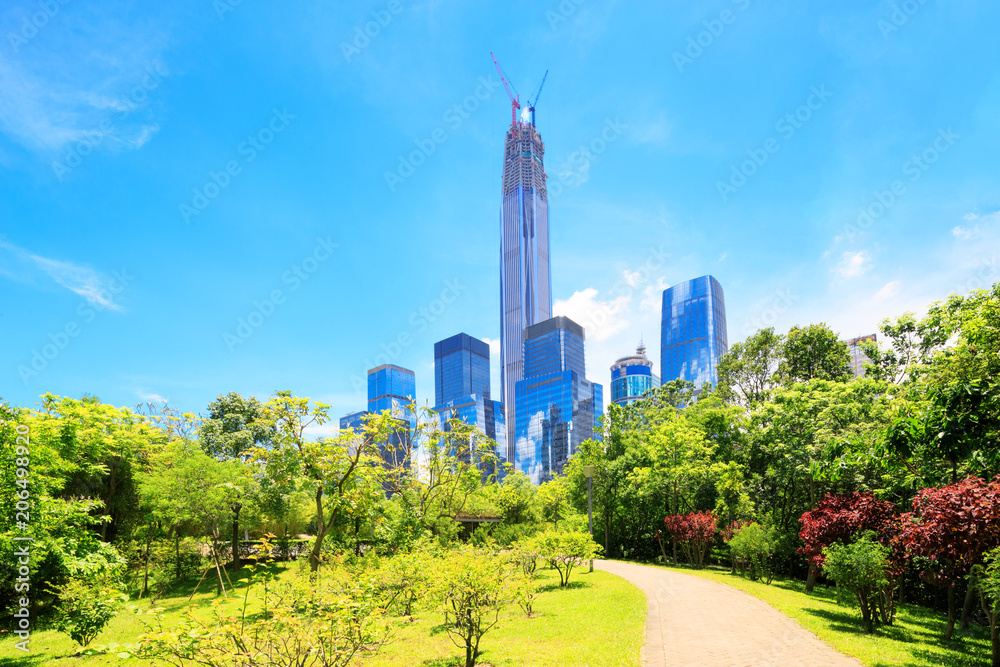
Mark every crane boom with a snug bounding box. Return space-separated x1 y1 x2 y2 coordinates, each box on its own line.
490 51 520 127
529 70 548 108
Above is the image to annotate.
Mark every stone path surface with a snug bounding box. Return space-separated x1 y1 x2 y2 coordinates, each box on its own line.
594 560 863 667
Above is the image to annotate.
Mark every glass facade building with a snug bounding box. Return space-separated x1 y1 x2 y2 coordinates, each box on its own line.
610 341 660 406
660 275 728 392
499 115 553 464
340 364 417 474
432 333 506 470
434 333 491 406
514 316 603 484
845 333 877 378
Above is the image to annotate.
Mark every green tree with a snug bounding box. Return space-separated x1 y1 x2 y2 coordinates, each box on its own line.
717 327 784 407
778 323 851 384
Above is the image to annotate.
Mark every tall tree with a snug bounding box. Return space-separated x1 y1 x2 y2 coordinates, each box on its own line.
778 323 851 384
716 327 784 407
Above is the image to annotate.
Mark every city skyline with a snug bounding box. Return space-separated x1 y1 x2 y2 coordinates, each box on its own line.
2 2 999 435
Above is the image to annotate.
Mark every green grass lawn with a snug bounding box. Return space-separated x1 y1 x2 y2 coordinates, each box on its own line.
652 562 994 667
362 567 645 667
0 562 645 667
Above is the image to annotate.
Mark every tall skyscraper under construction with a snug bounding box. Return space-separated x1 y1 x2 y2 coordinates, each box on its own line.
493 53 553 462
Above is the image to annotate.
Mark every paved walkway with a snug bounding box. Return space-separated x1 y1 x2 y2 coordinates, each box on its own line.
595 560 862 667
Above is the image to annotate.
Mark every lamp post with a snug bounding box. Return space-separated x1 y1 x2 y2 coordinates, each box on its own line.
582 465 594 535
583 464 595 572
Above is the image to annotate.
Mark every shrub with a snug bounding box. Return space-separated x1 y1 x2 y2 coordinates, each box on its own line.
822 532 893 633
138 566 395 667
727 523 778 584
662 511 717 568
432 547 511 667
531 531 602 587
973 546 1000 667
51 577 127 647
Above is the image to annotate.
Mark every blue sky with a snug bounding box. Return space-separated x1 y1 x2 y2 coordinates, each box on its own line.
1 0 998 432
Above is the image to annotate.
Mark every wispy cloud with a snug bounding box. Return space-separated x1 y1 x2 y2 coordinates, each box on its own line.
136 390 168 404
0 7 170 156
0 239 125 310
836 250 872 278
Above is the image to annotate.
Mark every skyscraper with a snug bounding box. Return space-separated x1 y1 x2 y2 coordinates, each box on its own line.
610 340 660 406
660 275 728 391
844 333 877 378
514 316 603 484
499 105 552 463
432 333 506 464
340 364 417 472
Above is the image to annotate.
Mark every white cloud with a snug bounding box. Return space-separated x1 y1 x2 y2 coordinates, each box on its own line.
553 287 630 342
836 250 872 278
136 391 168 404
718 252 728 262
640 277 669 313
0 239 125 310
622 269 642 288
873 280 901 301
952 225 979 240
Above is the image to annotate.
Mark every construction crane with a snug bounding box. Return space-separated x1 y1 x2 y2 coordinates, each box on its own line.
490 51 520 127
526 69 548 126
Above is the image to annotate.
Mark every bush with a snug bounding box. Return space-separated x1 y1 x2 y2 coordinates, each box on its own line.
662 511 717 569
530 531 602 587
973 546 1000 667
822 532 894 632
51 577 127 647
727 523 778 584
432 547 511 667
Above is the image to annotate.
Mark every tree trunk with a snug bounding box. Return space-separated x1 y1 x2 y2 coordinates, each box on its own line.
944 582 957 640
805 565 818 592
309 485 327 572
140 526 152 599
961 580 977 630
231 502 242 570
175 532 181 581
210 537 226 597
992 621 999 667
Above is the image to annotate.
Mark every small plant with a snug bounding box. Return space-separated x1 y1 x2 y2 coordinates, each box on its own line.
662 511 717 568
973 546 1000 667
726 523 778 584
822 532 894 633
433 547 511 667
531 531 602 587
52 577 127 647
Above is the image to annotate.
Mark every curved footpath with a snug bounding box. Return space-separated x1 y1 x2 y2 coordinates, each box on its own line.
594 560 863 667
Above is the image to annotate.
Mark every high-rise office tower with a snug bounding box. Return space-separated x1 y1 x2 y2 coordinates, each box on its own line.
514 316 603 484
660 276 729 392
340 364 417 472
498 82 553 464
432 333 506 465
610 340 661 406
844 333 877 377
